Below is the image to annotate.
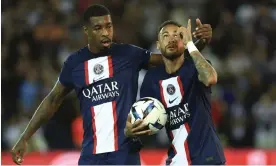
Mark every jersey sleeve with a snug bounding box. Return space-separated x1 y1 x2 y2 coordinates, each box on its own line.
59 56 74 88
140 71 154 98
129 44 152 70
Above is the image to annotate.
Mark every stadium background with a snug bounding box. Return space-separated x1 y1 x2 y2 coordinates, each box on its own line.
1 0 276 164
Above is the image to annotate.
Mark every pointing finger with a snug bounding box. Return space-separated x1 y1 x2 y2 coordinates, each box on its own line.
196 18 202 26
187 19 191 32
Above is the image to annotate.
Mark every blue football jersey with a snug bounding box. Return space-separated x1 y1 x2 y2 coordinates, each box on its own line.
140 57 226 165
59 43 151 156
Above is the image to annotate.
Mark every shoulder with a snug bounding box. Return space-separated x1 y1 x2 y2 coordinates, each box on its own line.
63 46 89 68
127 44 143 50
111 43 131 50
144 65 164 81
109 43 135 54
66 46 88 61
114 43 141 49
114 43 148 52
147 65 164 73
186 56 196 67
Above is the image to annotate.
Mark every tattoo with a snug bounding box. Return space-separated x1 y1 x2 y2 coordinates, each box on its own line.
189 51 217 86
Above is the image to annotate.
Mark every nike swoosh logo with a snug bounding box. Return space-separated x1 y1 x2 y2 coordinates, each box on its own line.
93 76 105 82
169 97 178 104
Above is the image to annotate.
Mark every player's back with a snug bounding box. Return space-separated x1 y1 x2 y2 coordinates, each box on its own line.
59 43 151 164
140 57 225 165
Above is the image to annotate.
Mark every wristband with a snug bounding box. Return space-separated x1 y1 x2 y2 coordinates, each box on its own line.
187 41 198 53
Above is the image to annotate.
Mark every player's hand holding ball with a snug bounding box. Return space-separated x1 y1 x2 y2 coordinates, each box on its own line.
124 97 167 137
124 115 152 137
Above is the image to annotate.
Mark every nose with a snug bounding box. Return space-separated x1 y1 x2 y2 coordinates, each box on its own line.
102 28 109 36
168 38 177 44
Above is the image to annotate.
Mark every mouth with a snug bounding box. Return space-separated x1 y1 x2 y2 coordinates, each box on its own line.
101 39 111 47
167 44 177 49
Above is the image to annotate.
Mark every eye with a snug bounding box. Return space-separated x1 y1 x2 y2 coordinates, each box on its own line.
163 35 168 38
94 26 101 30
107 24 112 28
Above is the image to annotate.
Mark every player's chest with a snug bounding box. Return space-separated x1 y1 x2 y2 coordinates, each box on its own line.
151 74 194 130
71 55 133 88
153 68 196 108
155 69 196 130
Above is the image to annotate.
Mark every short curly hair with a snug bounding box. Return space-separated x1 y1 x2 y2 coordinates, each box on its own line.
83 4 111 24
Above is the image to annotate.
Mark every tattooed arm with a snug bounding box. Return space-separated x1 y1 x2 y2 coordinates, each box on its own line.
11 81 72 164
179 19 217 87
189 48 217 86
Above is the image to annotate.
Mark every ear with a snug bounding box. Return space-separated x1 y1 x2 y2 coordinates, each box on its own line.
83 26 88 35
156 41 160 50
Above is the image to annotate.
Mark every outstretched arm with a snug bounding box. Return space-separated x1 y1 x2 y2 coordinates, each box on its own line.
21 81 72 140
179 19 217 87
11 81 72 164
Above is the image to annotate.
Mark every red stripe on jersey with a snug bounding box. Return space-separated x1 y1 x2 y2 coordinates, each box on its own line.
112 101 118 151
169 131 174 140
169 144 177 166
169 131 177 154
184 122 191 164
91 107 97 154
169 131 177 166
108 56 113 77
84 61 89 85
159 80 168 108
177 76 184 97
172 145 177 156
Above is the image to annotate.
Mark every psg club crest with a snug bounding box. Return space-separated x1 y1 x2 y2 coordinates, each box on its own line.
93 64 104 75
167 84 175 95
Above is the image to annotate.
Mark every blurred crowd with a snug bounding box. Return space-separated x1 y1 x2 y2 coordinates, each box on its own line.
2 0 276 152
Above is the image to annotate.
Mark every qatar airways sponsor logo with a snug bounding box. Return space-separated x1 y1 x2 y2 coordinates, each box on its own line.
170 103 190 126
82 81 120 102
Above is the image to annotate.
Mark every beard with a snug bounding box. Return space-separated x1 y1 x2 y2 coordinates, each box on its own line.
161 47 183 61
162 52 182 60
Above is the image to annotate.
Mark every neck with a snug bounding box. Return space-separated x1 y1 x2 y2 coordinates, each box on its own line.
163 54 185 74
88 44 100 54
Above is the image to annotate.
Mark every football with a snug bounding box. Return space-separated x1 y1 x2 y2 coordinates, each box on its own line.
130 97 168 134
